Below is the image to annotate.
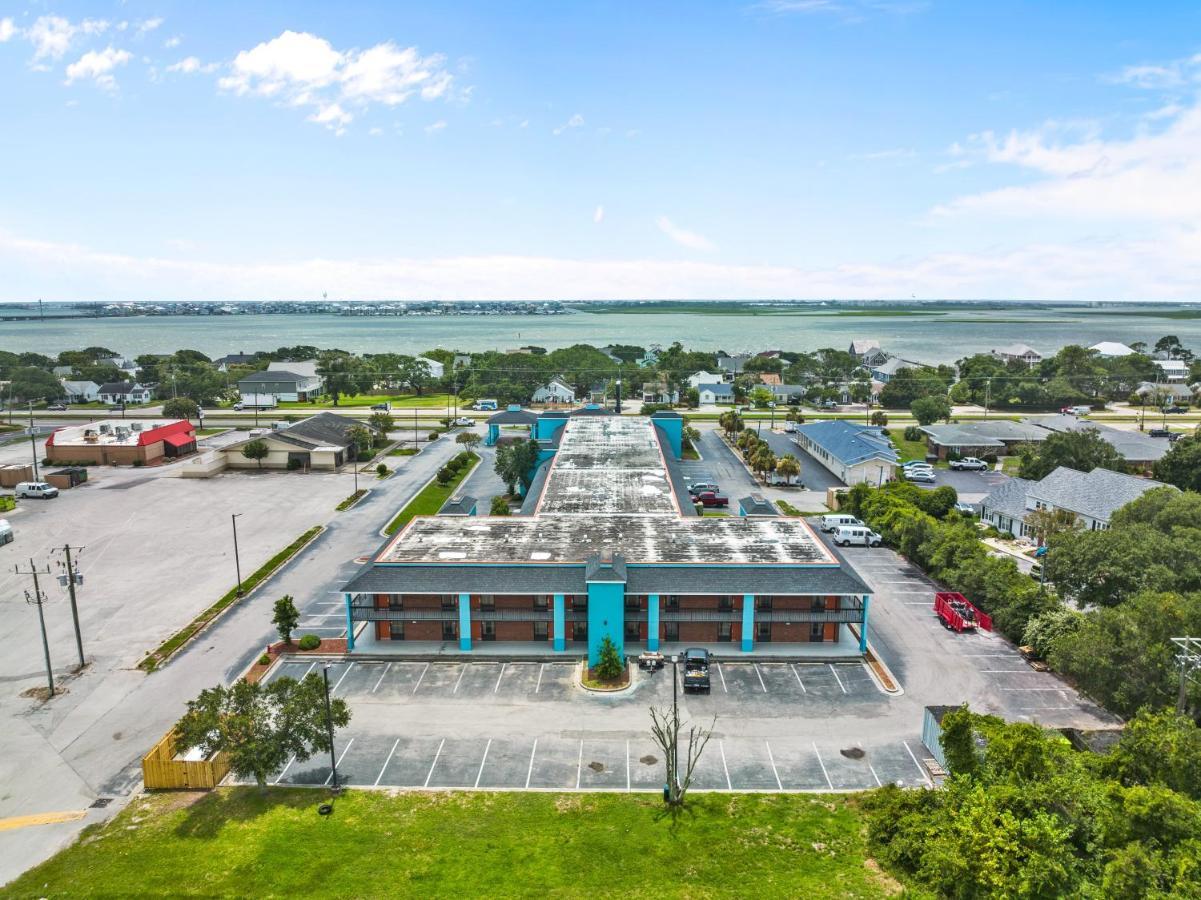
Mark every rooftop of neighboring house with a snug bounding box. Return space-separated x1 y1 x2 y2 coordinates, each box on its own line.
98 381 145 394
696 382 734 396
793 420 898 466
871 356 925 377
1021 415 1172 462
1027 466 1170 522
993 343 1042 357
60 379 99 392
487 406 539 425
266 360 320 379
921 420 1050 447
850 339 881 355
1089 341 1135 357
980 475 1034 521
214 351 258 366
760 373 782 385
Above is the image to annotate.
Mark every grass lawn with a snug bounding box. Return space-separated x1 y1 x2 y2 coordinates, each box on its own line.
889 435 928 464
3 788 893 899
276 393 454 409
384 452 479 534
388 446 420 456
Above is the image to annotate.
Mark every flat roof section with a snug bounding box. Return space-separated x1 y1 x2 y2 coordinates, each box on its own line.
535 468 678 515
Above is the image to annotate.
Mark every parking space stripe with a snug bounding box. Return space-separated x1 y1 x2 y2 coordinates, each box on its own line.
868 763 883 787
717 663 728 693
790 664 807 693
324 738 354 786
535 663 545 693
374 739 400 786
812 742 833 790
412 663 429 693
474 739 492 789
575 740 584 789
902 741 933 787
828 664 848 694
424 738 445 788
371 663 391 693
525 739 538 789
753 664 767 693
331 663 354 694
765 741 783 790
453 665 467 694
494 663 507 693
719 741 732 789
980 669 1031 673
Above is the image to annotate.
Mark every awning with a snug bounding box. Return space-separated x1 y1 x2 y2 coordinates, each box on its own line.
163 432 195 448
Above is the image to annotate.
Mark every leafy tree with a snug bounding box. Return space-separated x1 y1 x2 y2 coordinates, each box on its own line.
1017 427 1127 480
869 410 887 426
1104 709 1201 799
594 635 624 681
489 495 511 515
241 439 269 469
910 394 950 425
1024 505 1080 546
346 425 374 461
456 431 481 449
748 386 774 408
162 397 200 421
879 367 952 409
494 438 539 494
1154 434 1201 492
751 446 776 479
1021 607 1084 659
9 366 65 402
717 410 743 437
775 454 801 483
938 705 987 777
436 466 453 485
369 411 394 433
272 595 300 645
683 386 700 408
175 676 350 788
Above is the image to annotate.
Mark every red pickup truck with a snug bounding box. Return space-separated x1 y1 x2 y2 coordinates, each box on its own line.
691 491 729 508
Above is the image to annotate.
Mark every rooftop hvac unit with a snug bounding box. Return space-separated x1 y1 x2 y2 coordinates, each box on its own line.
98 424 110 434
130 422 142 431
115 427 130 440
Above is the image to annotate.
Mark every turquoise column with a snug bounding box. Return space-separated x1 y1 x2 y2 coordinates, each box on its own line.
458 593 472 651
859 595 870 654
741 594 754 653
647 594 660 651
552 594 565 651
587 582 625 666
345 593 355 652
486 423 499 446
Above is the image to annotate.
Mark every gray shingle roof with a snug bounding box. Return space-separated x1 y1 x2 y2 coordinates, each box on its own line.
980 476 1033 522
487 408 538 425
1022 416 1171 463
1028 466 1169 522
697 383 734 397
921 420 1048 447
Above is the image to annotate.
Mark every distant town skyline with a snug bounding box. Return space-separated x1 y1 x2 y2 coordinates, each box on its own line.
2 2 1201 301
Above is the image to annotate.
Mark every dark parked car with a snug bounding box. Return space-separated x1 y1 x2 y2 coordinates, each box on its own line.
682 648 711 693
1164 405 1188 414
691 491 729 508
1148 428 1171 438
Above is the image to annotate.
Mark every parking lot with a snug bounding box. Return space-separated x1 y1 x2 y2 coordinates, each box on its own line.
252 657 933 792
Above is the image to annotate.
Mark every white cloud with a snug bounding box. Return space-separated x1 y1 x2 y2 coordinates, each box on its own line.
166 56 216 75
656 216 716 251
64 47 132 89
22 15 110 62
368 126 383 136
593 205 605 224
754 0 929 18
164 36 182 49
218 30 454 132
424 119 446 134
553 113 584 135
137 18 164 35
1104 53 1201 89
0 18 15 43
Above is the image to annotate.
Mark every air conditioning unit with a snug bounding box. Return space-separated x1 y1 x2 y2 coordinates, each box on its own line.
98 424 110 434
130 423 142 432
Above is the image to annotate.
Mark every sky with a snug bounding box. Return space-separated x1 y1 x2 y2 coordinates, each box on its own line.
2 1 1201 301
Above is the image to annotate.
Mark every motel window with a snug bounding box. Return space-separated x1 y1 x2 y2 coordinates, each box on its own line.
717 622 732 642
810 622 824 642
624 620 641 641
533 595 549 610
441 595 457 611
573 621 588 642
390 621 405 640
756 621 771 643
755 596 772 611
481 621 496 641
718 596 733 612
388 596 403 610
479 595 496 611
664 595 680 610
573 595 588 610
625 595 641 611
664 622 679 642
533 621 549 640
442 620 458 641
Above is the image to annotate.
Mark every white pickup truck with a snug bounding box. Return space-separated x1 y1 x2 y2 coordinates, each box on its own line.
949 457 989 471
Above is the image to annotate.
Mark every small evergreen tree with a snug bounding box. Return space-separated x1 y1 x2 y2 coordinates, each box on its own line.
594 635 624 681
272 595 300 645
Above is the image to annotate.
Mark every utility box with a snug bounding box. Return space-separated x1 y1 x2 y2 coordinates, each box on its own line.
0 464 34 488
45 467 87 490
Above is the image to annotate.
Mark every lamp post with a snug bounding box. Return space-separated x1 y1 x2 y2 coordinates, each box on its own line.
984 379 991 419
17 559 54 696
768 401 776 431
322 664 340 792
231 513 243 597
670 653 680 802
615 377 622 414
27 402 39 481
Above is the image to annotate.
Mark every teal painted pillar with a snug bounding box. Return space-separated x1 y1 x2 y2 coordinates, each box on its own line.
859 595 870 654
486 423 499 446
345 593 355 651
741 594 754 653
552 594 565 651
587 582 625 666
647 594 660 651
458 593 471 651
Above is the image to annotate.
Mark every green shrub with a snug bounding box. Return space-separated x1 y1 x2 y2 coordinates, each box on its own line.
427 431 440 441
904 425 922 442
490 495 511 516
286 458 302 470
376 463 388 477
436 467 453 485
132 459 145 467
298 634 321 651
258 653 271 665
594 636 624 681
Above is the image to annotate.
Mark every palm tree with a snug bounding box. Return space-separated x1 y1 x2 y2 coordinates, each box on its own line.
776 454 801 485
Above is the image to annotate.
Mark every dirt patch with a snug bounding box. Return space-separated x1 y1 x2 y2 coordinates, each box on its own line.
20 685 63 701
554 795 583 813
840 747 865 759
587 761 605 773
639 754 658 766
863 857 904 896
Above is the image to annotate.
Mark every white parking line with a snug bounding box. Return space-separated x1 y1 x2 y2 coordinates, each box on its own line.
412 662 429 693
812 742 833 790
575 739 584 789
374 739 400 786
474 739 492 788
525 739 538 789
494 663 507 693
753 664 767 693
331 663 354 694
324 739 355 786
999 687 1065 692
902 741 933 787
535 663 545 693
453 665 468 694
371 662 392 693
765 741 783 790
828 664 848 694
424 738 445 788
717 663 728 693
719 741 732 789
626 740 631 792
790 664 807 693
868 763 883 787
962 654 1016 658
980 669 1031 673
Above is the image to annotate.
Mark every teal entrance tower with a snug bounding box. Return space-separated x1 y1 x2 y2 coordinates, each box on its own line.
585 552 626 665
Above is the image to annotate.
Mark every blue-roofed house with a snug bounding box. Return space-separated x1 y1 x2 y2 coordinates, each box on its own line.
697 383 734 405
792 420 898 485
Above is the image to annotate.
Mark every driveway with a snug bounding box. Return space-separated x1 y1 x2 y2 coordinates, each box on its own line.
913 468 1008 504
758 429 844 493
684 429 760 501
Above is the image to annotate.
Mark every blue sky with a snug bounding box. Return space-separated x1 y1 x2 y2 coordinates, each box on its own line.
2 0 1201 300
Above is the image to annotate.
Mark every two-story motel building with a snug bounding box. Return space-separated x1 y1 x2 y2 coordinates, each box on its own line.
342 410 871 663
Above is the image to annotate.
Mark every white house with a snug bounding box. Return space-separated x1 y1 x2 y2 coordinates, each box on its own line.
991 343 1043 367
1089 341 1136 358
532 377 576 404
98 382 153 405
687 370 725 388
792 420 897 486
240 362 324 403
849 340 887 366
60 380 100 403
1154 359 1189 382
870 357 925 384
697 383 734 405
418 356 445 378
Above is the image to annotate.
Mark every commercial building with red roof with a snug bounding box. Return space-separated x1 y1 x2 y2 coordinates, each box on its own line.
45 419 196 466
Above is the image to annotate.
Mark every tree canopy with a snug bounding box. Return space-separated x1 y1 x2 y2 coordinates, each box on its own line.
1017 427 1127 480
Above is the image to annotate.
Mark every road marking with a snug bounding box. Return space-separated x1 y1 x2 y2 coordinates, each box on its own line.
331 663 354 694
374 739 400 786
371 662 392 693
902 601 932 606
753 664 768 693
525 739 538 789
535 663 545 693
494 663 507 693
412 662 429 693
424 738 445 788
575 739 584 789
0 809 86 832
868 763 883 787
829 664 848 694
626 740 631 792
324 738 354 786
717 663 728 693
274 754 298 785
979 669 1031 673
812 742 833 790
474 739 492 788
765 741 783 790
902 741 933 787
999 687 1065 692
961 654 1016 658
453 665 468 694
789 664 807 693
719 741 732 789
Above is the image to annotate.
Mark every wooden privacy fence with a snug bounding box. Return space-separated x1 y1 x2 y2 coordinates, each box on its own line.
142 729 231 790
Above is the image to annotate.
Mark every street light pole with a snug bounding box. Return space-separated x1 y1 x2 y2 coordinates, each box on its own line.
615 377 622 414
231 513 244 596
27 402 39 481
55 544 86 670
322 665 340 792
17 559 54 696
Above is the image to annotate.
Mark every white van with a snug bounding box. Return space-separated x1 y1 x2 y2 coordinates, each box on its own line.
15 482 58 500
833 525 882 548
0 519 12 545
820 513 862 533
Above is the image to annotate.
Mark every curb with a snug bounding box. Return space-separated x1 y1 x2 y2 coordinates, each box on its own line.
846 625 903 696
574 660 635 694
378 451 482 538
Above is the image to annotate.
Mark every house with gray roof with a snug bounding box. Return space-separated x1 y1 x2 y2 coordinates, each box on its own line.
696 383 733 405
870 356 927 383
1021 415 1172 468
921 420 1049 459
60 379 99 403
240 361 323 402
849 340 887 366
991 343 1043 367
792 420 897 485
219 412 379 471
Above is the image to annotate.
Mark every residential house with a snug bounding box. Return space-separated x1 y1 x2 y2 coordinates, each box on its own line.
220 412 380 471
1021 414 1172 468
920 420 1049 460
1135 381 1196 404
452 354 472 370
52 365 73 378
418 356 446 378
759 373 782 386
835 380 884 405
849 340 887 367
696 383 734 405
97 382 153 405
588 382 609 404
687 370 725 388
102 357 140 378
637 345 663 368
213 351 258 371
239 361 323 402
641 380 679 405
716 353 750 378
60 380 100 403
768 383 808 403
532 377 576 405
792 420 897 486
1089 341 1136 358
1154 359 1189 382
991 343 1043 367
870 356 925 384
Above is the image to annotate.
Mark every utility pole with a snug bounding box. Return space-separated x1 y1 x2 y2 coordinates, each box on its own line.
1172 637 1201 716
231 513 244 596
984 379 991 420
615 377 622 414
27 402 39 480
53 544 86 670
17 559 55 696
412 406 418 452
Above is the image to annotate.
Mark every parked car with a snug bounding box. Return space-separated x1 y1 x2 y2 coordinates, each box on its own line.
371 402 392 411
688 481 720 495
682 648 711 693
1148 427 1171 438
819 513 863 533
453 417 475 426
901 460 933 470
0 519 12 545
46 403 67 411
15 481 59 500
949 457 988 471
1164 405 1188 414
783 421 797 433
1061 405 1092 416
906 469 936 483
232 402 245 411
474 399 499 411
691 491 729 508
833 525 882 547
954 502 976 515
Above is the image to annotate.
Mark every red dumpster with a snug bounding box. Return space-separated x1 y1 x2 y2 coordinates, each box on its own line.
934 592 992 633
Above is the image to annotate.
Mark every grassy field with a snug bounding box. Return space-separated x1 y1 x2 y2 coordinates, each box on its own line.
384 451 480 534
274 393 455 409
889 435 928 464
2 788 895 899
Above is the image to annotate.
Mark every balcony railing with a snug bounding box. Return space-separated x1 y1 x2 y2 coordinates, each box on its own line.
351 605 555 622
656 608 863 623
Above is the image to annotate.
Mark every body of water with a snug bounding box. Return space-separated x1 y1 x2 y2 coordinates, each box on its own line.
1 306 1199 364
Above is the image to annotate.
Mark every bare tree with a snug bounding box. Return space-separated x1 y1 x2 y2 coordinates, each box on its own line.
649 705 715 806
